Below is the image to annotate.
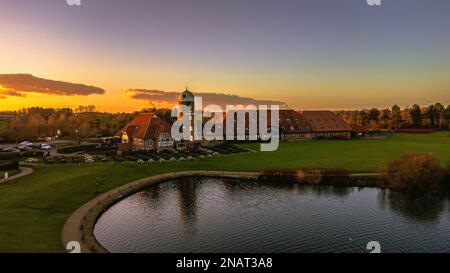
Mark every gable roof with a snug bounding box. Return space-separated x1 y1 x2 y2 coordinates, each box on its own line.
221 109 312 133
115 113 170 139
300 110 352 132
277 109 312 133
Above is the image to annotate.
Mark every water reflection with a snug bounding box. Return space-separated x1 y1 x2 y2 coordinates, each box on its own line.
383 190 446 222
95 177 450 253
142 178 447 224
138 183 163 209
177 178 199 229
222 179 353 197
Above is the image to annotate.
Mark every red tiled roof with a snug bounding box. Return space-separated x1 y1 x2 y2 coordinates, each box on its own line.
300 110 352 132
115 113 170 139
277 109 312 133
222 109 311 133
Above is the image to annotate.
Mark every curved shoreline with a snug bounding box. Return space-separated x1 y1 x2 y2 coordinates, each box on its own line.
61 171 260 253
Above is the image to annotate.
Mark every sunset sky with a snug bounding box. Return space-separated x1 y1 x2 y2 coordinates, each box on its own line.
1 0 450 112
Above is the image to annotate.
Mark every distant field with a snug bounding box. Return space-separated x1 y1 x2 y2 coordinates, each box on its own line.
235 132 450 173
0 132 449 252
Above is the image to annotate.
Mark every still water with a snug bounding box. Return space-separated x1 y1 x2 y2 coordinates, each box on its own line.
94 177 450 253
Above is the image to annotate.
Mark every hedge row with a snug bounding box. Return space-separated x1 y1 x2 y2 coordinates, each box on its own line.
0 152 21 160
57 144 97 154
259 168 351 185
0 160 19 171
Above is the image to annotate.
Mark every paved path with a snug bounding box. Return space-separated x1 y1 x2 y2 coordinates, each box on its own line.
61 171 261 253
0 167 34 184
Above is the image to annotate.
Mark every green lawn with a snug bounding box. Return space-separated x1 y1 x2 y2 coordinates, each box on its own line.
0 132 449 252
237 132 450 173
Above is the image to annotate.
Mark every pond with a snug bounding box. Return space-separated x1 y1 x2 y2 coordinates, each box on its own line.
94 177 450 253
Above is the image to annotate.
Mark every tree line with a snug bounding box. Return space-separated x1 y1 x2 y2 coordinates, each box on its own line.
337 103 450 131
0 103 449 142
0 106 173 142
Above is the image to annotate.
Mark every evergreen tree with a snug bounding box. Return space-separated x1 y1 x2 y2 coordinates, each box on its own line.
410 104 421 128
390 105 402 130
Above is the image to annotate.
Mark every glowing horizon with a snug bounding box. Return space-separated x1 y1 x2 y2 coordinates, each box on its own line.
1 0 449 112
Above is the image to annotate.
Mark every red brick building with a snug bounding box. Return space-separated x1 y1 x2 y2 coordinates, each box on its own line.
115 113 173 152
218 109 353 141
221 109 313 141
278 109 313 141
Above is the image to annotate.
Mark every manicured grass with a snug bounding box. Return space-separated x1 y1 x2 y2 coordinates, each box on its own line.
0 132 449 252
237 132 450 173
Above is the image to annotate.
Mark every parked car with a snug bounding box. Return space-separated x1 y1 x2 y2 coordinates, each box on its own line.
25 158 39 163
18 145 33 151
2 147 21 153
71 156 81 163
20 141 33 147
39 144 52 150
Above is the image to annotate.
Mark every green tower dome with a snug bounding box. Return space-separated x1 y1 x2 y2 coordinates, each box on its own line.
178 88 194 103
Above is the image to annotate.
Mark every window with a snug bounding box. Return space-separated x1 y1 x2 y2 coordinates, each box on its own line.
145 139 153 147
324 118 328 122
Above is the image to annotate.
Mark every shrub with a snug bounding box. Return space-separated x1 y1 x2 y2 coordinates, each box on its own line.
0 160 19 170
297 169 322 184
0 152 21 160
260 168 351 185
259 168 298 183
23 150 44 157
57 144 97 154
321 168 351 185
443 163 450 192
381 152 445 193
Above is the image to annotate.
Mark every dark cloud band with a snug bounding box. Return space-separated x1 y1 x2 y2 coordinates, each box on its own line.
0 74 105 98
125 89 288 108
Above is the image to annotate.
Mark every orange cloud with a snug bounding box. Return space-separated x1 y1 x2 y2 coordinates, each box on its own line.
0 74 105 98
0 89 27 97
124 89 288 109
